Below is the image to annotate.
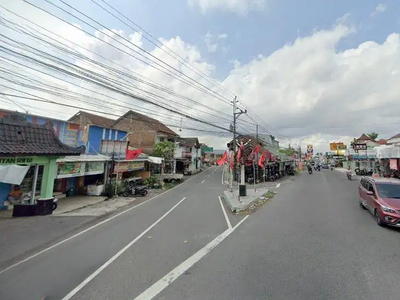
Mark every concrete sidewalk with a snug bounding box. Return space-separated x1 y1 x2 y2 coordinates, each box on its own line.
223 187 269 212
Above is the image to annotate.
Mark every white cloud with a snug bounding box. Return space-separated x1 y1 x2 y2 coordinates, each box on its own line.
203 31 229 53
188 0 265 16
203 31 218 52
218 33 228 39
3 2 400 152
371 3 387 17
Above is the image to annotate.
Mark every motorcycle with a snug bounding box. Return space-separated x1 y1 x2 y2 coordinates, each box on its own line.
317 165 321 171
346 171 352 180
122 185 149 197
308 167 313 174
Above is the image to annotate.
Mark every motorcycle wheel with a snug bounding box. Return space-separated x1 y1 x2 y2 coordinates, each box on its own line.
52 202 58 211
123 191 129 197
141 189 148 197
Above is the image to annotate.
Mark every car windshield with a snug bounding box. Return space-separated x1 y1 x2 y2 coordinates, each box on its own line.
376 184 400 198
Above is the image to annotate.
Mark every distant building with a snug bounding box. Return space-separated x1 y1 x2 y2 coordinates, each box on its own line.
111 110 179 154
68 111 128 154
174 138 202 173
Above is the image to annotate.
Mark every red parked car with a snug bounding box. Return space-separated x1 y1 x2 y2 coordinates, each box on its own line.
358 177 400 227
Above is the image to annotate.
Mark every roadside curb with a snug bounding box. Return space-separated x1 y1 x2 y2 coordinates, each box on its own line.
222 188 269 213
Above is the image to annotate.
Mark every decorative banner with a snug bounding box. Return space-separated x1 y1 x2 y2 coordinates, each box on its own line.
307 144 313 154
390 159 398 170
85 162 105 176
57 162 85 178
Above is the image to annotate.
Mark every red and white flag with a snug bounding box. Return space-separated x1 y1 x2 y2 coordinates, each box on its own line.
126 148 144 160
258 152 266 168
217 151 228 166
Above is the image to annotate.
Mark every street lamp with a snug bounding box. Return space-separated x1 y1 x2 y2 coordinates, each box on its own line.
298 136 310 162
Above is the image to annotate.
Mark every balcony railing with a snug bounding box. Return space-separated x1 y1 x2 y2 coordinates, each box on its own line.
181 151 192 158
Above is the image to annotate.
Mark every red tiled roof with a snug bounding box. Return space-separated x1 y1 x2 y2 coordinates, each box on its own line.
69 111 115 128
114 110 178 136
377 139 387 145
0 116 82 156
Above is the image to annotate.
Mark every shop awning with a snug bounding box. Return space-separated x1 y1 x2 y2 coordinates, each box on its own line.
57 154 111 163
148 156 164 164
0 165 30 185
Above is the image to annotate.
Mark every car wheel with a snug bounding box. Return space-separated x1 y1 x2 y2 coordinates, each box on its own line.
359 198 366 209
374 209 385 227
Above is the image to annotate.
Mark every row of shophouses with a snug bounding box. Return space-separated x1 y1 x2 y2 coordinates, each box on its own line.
0 109 210 204
338 133 400 176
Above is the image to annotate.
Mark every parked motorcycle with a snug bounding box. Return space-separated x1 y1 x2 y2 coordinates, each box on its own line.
247 176 260 184
346 171 352 180
122 185 148 197
308 167 313 174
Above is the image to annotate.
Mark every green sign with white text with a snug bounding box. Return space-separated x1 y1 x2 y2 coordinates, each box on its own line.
0 156 51 165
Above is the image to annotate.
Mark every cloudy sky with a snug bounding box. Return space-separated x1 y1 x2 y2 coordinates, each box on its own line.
1 0 400 152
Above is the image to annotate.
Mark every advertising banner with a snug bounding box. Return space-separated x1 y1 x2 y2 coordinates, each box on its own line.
307 144 313 154
113 161 145 173
85 162 105 176
57 162 85 179
390 159 398 170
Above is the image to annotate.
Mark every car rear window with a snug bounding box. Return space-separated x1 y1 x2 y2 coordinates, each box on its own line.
375 184 400 198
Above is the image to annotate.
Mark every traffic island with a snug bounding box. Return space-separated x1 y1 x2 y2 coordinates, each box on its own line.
223 187 270 213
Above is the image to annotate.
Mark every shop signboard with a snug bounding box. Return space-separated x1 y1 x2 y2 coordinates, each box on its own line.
113 161 145 173
0 156 50 165
203 147 213 152
352 143 367 151
100 140 128 159
85 161 105 176
57 162 85 178
390 159 398 170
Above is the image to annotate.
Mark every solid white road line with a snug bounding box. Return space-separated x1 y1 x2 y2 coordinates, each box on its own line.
61 197 187 300
218 196 232 229
0 171 205 276
276 183 281 188
134 215 249 300
201 180 205 184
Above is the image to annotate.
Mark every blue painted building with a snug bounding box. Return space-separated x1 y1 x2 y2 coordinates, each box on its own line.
86 125 127 154
0 109 84 147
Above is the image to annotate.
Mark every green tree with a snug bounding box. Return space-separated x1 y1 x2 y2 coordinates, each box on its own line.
367 132 379 140
152 141 175 159
279 147 297 156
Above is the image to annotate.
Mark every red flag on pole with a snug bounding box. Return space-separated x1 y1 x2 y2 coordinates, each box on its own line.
217 151 228 166
237 148 241 162
252 144 260 154
258 153 266 168
126 149 144 160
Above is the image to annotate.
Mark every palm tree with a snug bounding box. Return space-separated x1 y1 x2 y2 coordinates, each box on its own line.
367 132 379 141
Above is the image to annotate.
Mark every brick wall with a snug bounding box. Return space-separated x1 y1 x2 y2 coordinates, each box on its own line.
113 117 157 153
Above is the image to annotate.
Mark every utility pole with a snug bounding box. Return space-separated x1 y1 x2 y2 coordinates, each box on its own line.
230 96 237 191
255 124 258 184
231 96 247 194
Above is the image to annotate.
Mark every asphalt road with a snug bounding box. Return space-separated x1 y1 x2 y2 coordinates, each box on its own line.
2 167 400 300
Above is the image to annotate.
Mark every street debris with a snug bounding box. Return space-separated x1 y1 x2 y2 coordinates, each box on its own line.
236 190 276 215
